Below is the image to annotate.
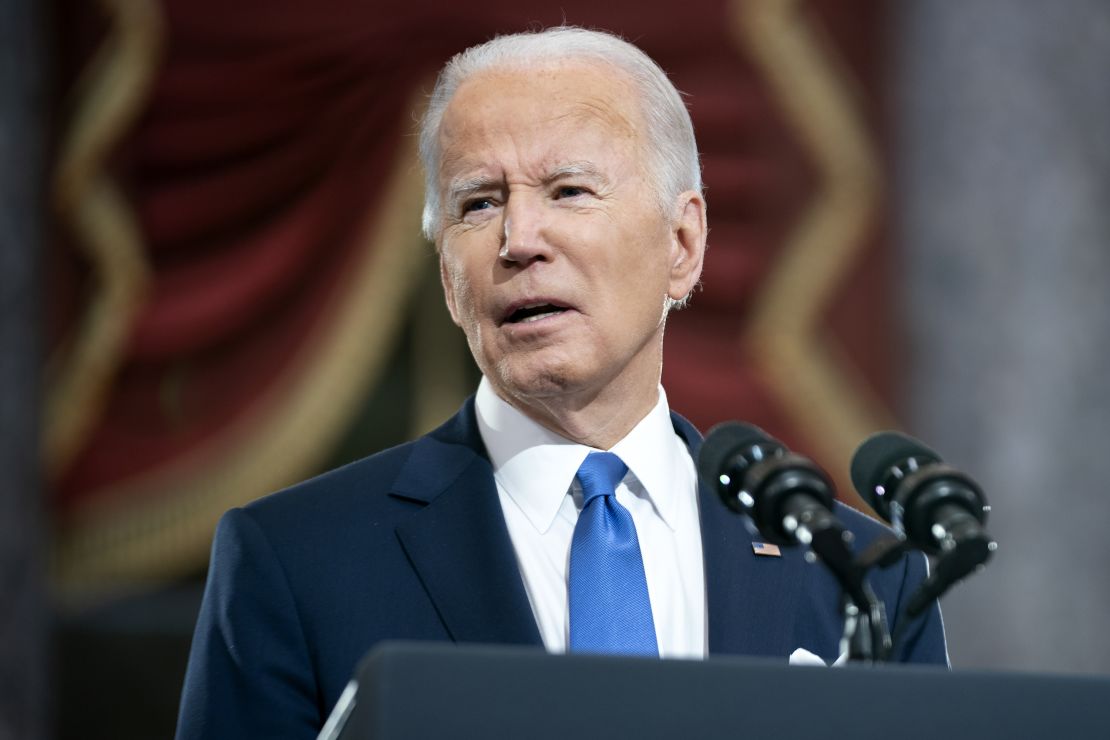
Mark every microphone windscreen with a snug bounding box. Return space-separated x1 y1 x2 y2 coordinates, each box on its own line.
850 431 941 504
697 421 772 482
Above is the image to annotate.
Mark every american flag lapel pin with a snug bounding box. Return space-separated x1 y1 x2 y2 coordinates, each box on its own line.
752 542 782 557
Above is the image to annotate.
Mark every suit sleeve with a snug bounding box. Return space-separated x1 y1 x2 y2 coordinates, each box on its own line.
176 508 321 739
889 550 950 666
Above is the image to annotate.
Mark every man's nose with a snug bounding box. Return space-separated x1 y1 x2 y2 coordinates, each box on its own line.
500 195 553 264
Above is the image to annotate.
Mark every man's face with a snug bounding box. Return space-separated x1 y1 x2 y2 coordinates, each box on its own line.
435 62 704 417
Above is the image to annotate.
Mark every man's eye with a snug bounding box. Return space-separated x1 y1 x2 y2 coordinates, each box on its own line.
463 198 494 213
555 186 587 199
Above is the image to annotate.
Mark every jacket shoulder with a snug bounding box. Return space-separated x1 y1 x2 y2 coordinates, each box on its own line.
240 396 486 532
245 439 418 525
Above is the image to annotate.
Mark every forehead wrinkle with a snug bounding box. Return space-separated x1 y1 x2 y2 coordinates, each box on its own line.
436 65 646 197
564 98 638 141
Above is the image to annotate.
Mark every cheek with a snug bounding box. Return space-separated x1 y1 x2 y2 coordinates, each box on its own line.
444 257 494 337
617 228 672 287
448 273 476 321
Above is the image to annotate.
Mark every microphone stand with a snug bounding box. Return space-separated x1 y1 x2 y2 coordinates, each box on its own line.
805 525 891 663
856 527 994 658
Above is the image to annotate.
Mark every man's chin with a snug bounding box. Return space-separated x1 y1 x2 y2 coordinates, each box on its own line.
488 362 591 405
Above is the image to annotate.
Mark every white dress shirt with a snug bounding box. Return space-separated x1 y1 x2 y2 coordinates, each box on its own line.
474 377 707 658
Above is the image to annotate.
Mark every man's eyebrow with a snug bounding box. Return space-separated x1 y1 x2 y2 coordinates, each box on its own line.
445 176 501 206
546 162 606 182
445 163 608 206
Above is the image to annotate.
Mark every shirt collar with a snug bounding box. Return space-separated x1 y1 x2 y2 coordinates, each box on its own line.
474 376 683 533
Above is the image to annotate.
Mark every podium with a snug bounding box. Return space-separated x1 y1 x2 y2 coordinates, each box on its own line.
323 642 1110 739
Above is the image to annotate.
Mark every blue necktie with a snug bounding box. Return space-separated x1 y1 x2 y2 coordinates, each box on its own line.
568 451 658 656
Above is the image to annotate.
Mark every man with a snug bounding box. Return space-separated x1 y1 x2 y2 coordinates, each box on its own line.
176 27 946 739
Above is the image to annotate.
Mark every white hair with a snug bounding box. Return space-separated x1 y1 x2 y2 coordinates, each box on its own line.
418 26 703 241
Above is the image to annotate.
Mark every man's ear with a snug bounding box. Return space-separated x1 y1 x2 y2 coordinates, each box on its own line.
666 190 708 302
439 248 463 327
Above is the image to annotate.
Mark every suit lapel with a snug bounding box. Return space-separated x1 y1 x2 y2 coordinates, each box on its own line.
671 413 803 658
391 399 542 648
390 401 804 656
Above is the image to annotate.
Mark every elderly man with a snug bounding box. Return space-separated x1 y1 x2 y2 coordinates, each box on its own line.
176 27 946 740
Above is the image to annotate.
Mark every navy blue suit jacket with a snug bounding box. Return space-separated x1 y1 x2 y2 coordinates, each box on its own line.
176 398 947 739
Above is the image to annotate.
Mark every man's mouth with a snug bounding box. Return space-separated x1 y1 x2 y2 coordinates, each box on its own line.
502 301 571 325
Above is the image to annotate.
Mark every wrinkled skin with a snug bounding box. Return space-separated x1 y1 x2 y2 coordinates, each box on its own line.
435 62 707 448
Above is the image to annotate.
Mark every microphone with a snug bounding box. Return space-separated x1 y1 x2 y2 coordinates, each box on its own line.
698 422 841 548
850 431 996 616
850 431 994 556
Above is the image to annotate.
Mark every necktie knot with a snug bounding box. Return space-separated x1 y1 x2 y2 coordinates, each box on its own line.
575 451 628 505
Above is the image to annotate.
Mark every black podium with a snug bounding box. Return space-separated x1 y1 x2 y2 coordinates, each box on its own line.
321 642 1110 739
